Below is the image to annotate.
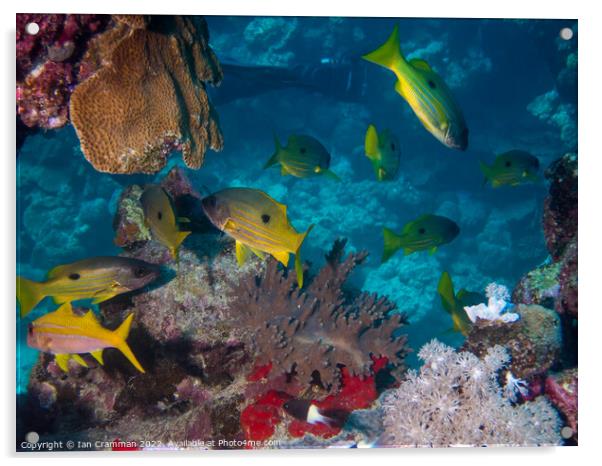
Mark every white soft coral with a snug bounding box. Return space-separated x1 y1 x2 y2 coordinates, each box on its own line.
464 282 519 324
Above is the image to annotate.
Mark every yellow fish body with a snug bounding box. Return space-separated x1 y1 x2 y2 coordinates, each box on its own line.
16 256 161 318
480 150 540 188
27 302 144 373
264 134 339 180
364 124 401 181
382 214 459 263
140 185 191 260
362 25 468 151
437 271 483 336
201 188 312 287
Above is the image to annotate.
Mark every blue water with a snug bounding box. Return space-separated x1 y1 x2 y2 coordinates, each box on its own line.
16 17 577 392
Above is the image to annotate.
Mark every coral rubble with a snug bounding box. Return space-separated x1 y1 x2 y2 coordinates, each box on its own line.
70 16 223 174
381 340 561 447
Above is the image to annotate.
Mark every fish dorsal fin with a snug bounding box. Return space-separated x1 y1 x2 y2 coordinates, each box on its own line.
47 264 69 279
81 310 100 325
409 58 433 72
236 241 251 266
271 250 290 267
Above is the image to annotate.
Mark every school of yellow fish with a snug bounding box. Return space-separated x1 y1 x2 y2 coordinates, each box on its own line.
17 24 542 374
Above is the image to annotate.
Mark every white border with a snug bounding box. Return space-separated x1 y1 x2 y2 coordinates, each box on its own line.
3 1 598 465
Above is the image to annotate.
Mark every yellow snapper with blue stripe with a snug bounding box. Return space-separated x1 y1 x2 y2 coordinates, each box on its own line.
382 214 459 263
364 124 401 181
17 256 161 318
362 25 468 151
263 134 339 181
480 150 540 188
140 185 191 261
27 302 144 373
201 188 313 288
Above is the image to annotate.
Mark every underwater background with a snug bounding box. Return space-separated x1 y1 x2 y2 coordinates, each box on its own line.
16 15 577 447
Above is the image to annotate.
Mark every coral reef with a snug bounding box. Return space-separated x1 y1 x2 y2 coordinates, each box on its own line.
19 168 410 448
461 304 561 380
16 14 111 133
381 340 562 447
70 16 223 174
513 153 577 317
544 368 577 441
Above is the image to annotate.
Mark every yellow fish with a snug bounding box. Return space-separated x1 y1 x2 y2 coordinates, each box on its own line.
27 302 145 373
264 134 340 180
364 124 401 181
201 188 313 287
140 185 191 260
382 214 459 263
480 150 540 188
362 25 468 150
437 271 484 336
17 256 161 318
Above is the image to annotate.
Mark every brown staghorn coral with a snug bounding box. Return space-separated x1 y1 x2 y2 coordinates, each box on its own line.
229 239 410 389
381 340 561 447
70 16 223 174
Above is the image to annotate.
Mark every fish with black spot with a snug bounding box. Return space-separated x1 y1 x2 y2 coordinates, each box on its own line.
362 25 468 150
140 185 192 261
480 150 540 188
201 187 313 288
17 256 161 318
264 134 340 180
382 214 460 262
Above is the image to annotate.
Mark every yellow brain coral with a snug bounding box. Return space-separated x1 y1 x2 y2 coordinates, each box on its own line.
70 16 223 174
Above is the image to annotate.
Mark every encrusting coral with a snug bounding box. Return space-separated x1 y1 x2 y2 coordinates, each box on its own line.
70 16 223 174
380 340 561 447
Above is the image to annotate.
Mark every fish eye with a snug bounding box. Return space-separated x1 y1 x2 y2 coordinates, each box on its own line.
69 273 80 280
134 267 149 278
300 147 306 154
261 214 271 224
418 227 426 235
27 323 33 335
157 211 163 221
505 161 512 168
427 80 436 89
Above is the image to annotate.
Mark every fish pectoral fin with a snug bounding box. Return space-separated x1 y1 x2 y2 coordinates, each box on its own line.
429 246 438 255
236 241 252 266
71 354 89 368
177 216 191 223
90 350 104 365
54 354 70 372
280 166 289 176
409 58 433 72
377 168 386 181
271 250 290 267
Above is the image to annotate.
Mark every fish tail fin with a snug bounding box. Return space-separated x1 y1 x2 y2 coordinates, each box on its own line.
114 314 145 373
264 134 282 169
16 277 45 318
382 227 402 263
364 124 380 160
294 224 314 289
362 24 403 70
479 160 491 186
437 271 456 314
